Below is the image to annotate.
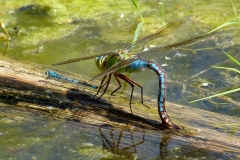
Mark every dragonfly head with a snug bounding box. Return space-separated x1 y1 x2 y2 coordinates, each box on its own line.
95 56 106 71
45 70 51 75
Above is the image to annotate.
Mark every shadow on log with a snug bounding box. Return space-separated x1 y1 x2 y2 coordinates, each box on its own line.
0 58 168 131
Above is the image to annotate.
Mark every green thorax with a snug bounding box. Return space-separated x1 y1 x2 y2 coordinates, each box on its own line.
95 49 132 73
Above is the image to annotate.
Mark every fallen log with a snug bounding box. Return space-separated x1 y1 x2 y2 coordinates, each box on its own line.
0 57 240 157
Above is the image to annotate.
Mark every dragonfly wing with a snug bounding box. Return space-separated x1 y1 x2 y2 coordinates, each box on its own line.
90 58 136 81
137 28 236 61
125 16 198 54
126 16 192 51
52 51 116 66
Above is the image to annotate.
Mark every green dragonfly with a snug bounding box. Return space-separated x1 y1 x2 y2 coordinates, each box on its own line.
52 16 233 129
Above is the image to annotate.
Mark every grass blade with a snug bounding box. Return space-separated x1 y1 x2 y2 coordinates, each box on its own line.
222 50 240 66
208 21 239 33
189 88 240 103
212 66 240 74
131 0 143 21
230 0 239 22
159 2 166 25
132 21 144 42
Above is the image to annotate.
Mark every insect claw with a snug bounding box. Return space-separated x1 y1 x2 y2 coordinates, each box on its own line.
143 104 150 110
172 123 181 130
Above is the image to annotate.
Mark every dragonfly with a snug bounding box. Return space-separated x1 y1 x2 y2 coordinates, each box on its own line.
52 16 232 129
45 70 98 89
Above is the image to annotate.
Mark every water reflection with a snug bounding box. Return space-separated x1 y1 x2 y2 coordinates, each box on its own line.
99 124 145 158
159 134 172 160
98 124 176 160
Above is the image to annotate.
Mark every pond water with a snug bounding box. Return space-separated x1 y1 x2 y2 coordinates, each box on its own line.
0 0 240 159
0 105 238 160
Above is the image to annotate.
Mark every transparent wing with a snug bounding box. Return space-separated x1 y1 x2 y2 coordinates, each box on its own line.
125 16 193 52
125 15 213 56
52 16 195 66
90 58 137 81
136 28 236 61
52 51 116 66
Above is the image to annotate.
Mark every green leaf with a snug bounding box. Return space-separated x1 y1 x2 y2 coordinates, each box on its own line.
132 21 144 42
159 2 166 25
222 50 240 66
212 66 240 74
131 0 138 8
131 0 143 21
230 0 239 22
0 22 11 40
208 21 239 33
189 88 240 103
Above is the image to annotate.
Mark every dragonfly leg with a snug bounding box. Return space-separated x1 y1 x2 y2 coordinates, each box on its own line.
93 74 107 99
114 73 134 113
95 74 112 100
114 73 150 111
111 73 122 96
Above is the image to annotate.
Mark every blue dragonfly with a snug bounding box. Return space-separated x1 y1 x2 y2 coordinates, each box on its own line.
45 70 98 89
52 16 232 129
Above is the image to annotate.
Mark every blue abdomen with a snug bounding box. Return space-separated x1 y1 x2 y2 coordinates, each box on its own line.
126 59 149 73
